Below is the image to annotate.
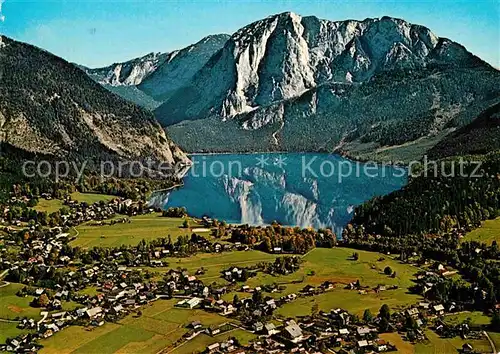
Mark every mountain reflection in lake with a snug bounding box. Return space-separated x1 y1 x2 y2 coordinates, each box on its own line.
150 153 406 235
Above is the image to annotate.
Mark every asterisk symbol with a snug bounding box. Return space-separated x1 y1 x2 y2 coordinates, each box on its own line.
256 155 270 168
274 155 287 168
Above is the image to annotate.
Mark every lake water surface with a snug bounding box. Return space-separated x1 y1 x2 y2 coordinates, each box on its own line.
153 153 406 234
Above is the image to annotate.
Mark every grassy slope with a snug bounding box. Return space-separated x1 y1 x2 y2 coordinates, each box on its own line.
344 131 451 164
462 217 500 246
70 213 209 248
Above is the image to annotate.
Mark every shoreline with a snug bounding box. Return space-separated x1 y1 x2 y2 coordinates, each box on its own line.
187 150 410 168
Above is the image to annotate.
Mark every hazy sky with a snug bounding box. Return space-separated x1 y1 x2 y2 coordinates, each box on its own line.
0 0 498 68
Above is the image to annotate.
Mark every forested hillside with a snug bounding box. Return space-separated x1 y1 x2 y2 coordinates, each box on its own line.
347 102 500 238
428 102 500 159
0 35 187 166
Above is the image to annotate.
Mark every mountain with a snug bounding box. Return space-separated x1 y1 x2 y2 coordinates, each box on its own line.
427 102 500 159
80 52 170 109
82 51 169 86
154 12 500 158
82 35 230 109
0 35 188 167
138 34 230 102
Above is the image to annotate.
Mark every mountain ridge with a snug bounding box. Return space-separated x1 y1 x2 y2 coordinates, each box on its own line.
151 12 499 159
0 35 188 168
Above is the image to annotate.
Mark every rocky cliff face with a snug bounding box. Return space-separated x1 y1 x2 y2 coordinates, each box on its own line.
155 12 499 157
139 34 230 102
0 35 188 167
82 35 229 109
82 51 170 87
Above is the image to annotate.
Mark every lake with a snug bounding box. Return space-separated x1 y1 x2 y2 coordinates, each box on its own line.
151 153 407 234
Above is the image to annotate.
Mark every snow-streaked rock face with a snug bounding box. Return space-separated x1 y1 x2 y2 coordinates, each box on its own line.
83 52 170 86
156 12 451 126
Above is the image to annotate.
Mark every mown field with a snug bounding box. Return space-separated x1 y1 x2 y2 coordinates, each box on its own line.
463 217 500 245
69 192 116 205
0 283 42 321
70 213 210 248
40 299 255 354
0 322 29 344
414 330 493 354
34 193 115 214
146 249 279 281
33 199 64 214
251 247 423 317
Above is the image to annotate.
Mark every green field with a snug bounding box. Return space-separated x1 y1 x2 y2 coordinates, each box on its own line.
152 247 422 317
70 213 210 248
70 192 116 204
0 283 42 320
171 330 256 354
266 248 423 317
414 330 493 354
33 193 115 214
443 311 491 326
463 217 500 245
147 249 279 281
0 322 30 344
40 299 236 354
488 332 500 352
34 199 64 214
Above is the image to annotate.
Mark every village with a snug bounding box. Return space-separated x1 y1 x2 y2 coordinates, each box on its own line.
0 193 498 353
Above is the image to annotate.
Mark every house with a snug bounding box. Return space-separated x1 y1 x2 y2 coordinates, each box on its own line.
418 302 430 310
206 342 220 353
241 285 250 292
301 285 315 294
339 328 350 336
433 304 445 315
253 322 264 332
321 281 334 291
282 321 303 343
176 297 202 309
111 305 123 314
462 343 473 353
407 308 419 318
358 340 369 348
357 327 373 337
190 321 202 330
264 322 280 336
85 307 102 319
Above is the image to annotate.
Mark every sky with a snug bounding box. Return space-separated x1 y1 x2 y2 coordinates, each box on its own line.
0 0 498 68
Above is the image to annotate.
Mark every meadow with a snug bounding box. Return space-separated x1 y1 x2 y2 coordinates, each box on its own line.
0 283 42 321
462 217 500 245
70 213 210 248
34 193 115 214
39 298 252 354
69 192 116 205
